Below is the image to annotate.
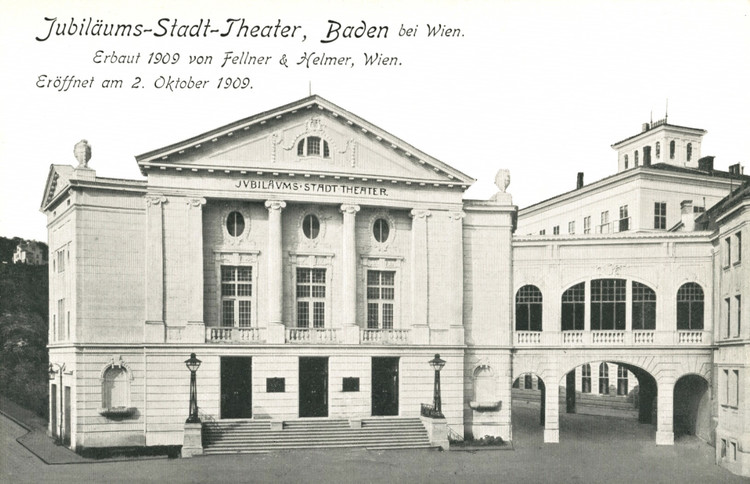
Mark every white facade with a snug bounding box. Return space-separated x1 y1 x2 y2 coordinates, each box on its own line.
41 98 749 477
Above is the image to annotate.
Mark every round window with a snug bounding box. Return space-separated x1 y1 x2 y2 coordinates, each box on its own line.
373 218 390 243
226 211 245 237
302 214 320 239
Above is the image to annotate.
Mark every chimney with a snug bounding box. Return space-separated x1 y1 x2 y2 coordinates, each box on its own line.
576 172 584 189
728 163 744 175
697 156 714 174
641 123 650 132
681 200 695 231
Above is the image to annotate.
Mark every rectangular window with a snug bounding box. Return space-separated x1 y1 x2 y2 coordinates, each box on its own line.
553 225 560 235
618 205 630 232
367 271 395 329
720 439 727 459
66 311 70 340
722 369 729 406
221 266 253 327
57 298 65 340
57 249 65 273
736 295 742 337
590 279 626 330
568 221 575 234
599 211 609 233
724 237 732 268
729 370 739 408
735 231 742 264
725 298 731 339
583 216 591 234
524 374 532 390
654 202 666 229
539 229 546 235
297 268 326 328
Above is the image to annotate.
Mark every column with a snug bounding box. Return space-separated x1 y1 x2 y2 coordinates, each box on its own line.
144 195 166 342
656 378 675 445
265 201 286 326
543 377 560 443
185 198 206 342
410 209 431 343
447 211 465 344
340 204 360 327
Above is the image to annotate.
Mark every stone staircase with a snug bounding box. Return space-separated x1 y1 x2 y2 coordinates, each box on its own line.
202 417 434 454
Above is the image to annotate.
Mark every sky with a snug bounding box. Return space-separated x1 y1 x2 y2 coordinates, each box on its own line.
1 0 748 242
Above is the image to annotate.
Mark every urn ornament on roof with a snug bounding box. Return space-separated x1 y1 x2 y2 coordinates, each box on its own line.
74 139 91 168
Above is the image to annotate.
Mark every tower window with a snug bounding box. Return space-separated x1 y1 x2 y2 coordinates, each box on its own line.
655 141 661 159
624 154 629 169
670 140 676 159
687 143 692 161
634 150 639 167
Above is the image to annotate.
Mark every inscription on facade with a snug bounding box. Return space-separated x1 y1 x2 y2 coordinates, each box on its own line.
235 179 388 196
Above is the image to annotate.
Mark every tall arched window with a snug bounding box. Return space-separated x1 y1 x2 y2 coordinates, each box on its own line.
591 279 626 330
581 364 592 393
634 150 639 166
677 283 704 330
561 282 585 331
599 363 609 394
632 282 656 330
687 143 692 161
624 154 629 169
297 136 330 158
655 141 661 159
617 366 628 395
669 140 676 159
516 285 542 331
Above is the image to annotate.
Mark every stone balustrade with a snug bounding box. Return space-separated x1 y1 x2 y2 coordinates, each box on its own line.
515 329 712 347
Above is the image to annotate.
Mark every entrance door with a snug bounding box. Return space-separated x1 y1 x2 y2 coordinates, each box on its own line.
299 357 328 417
63 386 71 445
372 357 399 416
221 357 253 419
50 384 57 438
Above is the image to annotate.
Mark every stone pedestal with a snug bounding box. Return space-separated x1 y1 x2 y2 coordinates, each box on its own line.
655 430 674 446
266 322 286 344
181 422 203 458
342 325 360 344
411 325 430 345
144 320 165 343
184 321 205 343
420 416 449 450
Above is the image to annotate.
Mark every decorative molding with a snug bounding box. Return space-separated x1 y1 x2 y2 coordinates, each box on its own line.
410 209 432 219
186 197 206 209
367 211 397 252
340 204 361 215
360 254 404 270
99 355 134 381
145 195 167 207
219 204 252 247
264 200 287 211
596 263 624 276
297 207 329 249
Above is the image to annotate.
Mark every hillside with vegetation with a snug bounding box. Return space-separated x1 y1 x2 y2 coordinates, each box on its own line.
0 236 49 417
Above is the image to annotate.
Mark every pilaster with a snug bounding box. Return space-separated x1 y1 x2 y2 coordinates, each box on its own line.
340 204 360 327
265 200 286 325
410 209 431 330
144 195 166 342
186 198 206 326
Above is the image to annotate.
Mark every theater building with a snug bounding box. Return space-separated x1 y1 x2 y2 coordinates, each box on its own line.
42 97 748 476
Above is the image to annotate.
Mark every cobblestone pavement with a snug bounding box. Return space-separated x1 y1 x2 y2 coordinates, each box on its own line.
1 405 745 484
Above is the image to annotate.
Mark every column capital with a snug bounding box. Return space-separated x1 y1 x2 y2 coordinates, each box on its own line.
265 200 287 211
186 197 206 209
448 211 466 221
410 209 432 219
340 204 361 215
145 195 167 207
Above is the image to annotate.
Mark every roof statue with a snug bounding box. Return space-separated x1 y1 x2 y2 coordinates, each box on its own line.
74 139 91 168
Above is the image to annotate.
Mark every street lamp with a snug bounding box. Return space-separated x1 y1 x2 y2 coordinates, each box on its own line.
48 362 65 439
185 353 202 424
428 354 446 418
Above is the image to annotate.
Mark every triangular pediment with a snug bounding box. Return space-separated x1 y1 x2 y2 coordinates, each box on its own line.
136 96 474 187
40 164 74 211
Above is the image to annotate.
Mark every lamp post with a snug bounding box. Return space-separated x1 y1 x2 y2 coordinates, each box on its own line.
48 362 65 439
428 354 446 418
185 353 202 424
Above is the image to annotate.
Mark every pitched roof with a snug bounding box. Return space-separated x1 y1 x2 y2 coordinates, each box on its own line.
135 95 475 186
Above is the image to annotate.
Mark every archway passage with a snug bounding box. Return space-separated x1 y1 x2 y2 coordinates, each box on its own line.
511 373 546 444
673 374 710 441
